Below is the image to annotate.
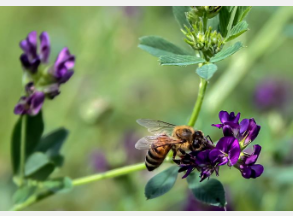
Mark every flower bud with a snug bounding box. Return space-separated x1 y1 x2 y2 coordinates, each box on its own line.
191 6 222 19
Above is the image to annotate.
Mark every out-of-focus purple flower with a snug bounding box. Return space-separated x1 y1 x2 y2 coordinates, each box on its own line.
209 137 241 167
14 87 45 116
124 130 144 164
19 31 50 73
123 6 140 18
90 150 109 172
237 145 264 179
39 32 50 63
212 111 261 149
51 48 75 84
254 77 292 112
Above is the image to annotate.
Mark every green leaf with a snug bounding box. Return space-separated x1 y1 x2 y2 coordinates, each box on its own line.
11 112 44 175
25 152 54 178
145 166 179 199
233 6 252 25
36 128 68 166
13 185 37 204
210 41 243 63
189 178 226 208
138 36 191 58
37 128 68 154
226 6 238 36
226 21 249 42
196 64 218 80
11 117 22 174
186 171 198 189
159 54 205 66
172 6 191 29
219 6 233 37
25 111 44 157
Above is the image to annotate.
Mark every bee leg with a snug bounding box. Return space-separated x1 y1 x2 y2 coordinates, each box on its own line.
206 135 213 144
179 148 186 156
172 150 177 160
173 159 181 165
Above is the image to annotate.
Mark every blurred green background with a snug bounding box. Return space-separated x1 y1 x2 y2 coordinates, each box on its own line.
0 6 293 211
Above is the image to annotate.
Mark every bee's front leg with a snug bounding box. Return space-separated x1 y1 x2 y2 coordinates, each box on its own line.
172 149 177 160
178 148 186 156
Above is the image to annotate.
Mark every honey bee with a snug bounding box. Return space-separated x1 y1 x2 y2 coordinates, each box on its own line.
135 119 211 171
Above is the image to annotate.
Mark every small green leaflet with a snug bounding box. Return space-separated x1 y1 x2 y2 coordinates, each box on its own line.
145 166 179 199
160 54 205 66
138 36 191 58
210 41 244 63
226 21 249 42
25 152 50 175
196 64 218 80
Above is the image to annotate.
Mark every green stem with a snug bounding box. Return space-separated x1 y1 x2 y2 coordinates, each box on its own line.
19 115 27 186
10 163 146 210
72 162 146 186
188 78 208 127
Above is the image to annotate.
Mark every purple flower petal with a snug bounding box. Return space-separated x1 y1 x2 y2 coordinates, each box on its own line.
216 136 235 153
20 31 38 59
27 91 45 116
245 154 258 165
211 124 222 128
182 167 194 179
54 48 75 71
196 150 210 164
240 165 252 179
244 145 262 165
219 111 240 124
40 32 50 63
250 164 264 178
228 138 241 166
240 119 249 134
53 48 75 84
223 122 240 137
219 111 229 123
240 119 261 146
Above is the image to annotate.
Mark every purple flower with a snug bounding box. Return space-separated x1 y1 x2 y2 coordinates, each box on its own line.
20 31 50 73
209 137 241 167
90 150 109 172
196 150 219 182
238 118 261 147
51 48 75 84
254 77 292 112
212 111 261 149
178 149 219 182
237 145 264 179
14 84 45 116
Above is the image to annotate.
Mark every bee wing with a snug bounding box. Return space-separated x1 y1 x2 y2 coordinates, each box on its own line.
136 119 176 135
135 135 181 150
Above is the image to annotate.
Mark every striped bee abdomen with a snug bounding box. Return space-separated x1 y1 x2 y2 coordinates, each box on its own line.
145 145 172 171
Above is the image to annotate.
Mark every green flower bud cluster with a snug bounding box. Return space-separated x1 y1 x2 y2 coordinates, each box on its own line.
182 23 224 59
191 6 222 19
